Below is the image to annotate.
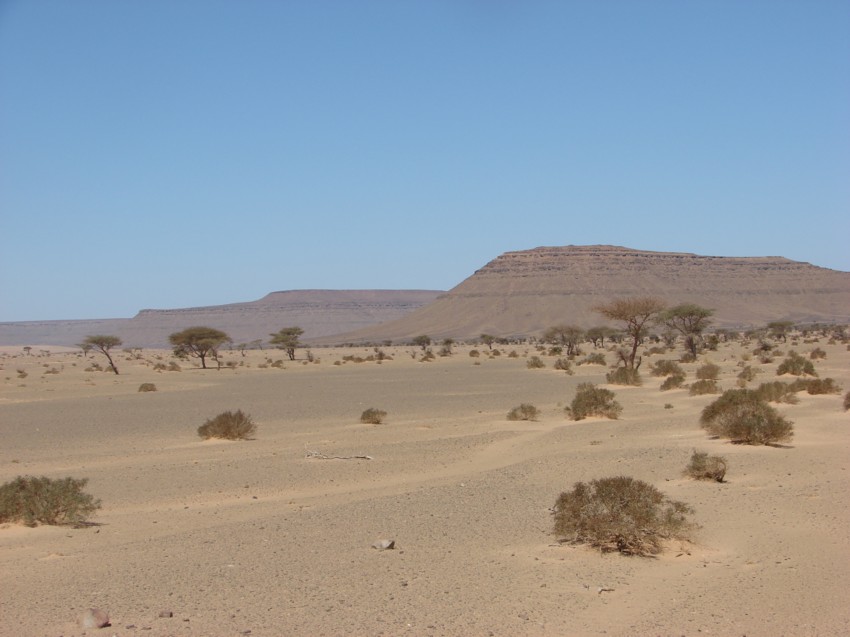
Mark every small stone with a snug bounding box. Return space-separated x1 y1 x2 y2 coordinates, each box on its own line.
79 608 110 629
371 539 395 550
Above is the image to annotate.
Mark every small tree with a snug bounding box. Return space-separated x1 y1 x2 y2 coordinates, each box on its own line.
412 335 431 351
594 297 666 369
586 326 616 348
169 327 229 369
660 304 714 358
82 335 122 375
269 326 304 361
479 334 496 350
543 325 584 357
767 320 794 343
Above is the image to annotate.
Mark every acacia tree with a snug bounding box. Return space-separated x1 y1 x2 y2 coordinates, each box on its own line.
585 326 617 348
767 320 794 343
660 303 714 358
594 297 666 369
543 325 584 356
169 327 230 369
269 326 304 361
412 335 431 351
479 334 496 350
83 335 122 374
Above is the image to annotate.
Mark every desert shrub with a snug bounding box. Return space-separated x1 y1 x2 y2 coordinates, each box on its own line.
360 407 387 424
664 403 673 409
0 476 101 527
420 350 435 362
197 410 257 440
581 352 607 366
689 379 720 396
469 349 480 358
507 403 540 421
553 358 574 374
737 365 758 383
84 362 103 372
754 381 799 404
552 476 694 556
606 367 642 386
527 355 545 369
788 378 841 395
809 348 826 360
491 349 501 357
844 391 850 411
660 374 686 391
645 346 667 356
684 450 727 482
700 390 793 445
650 360 683 377
137 383 157 392
508 350 519 358
167 361 181 371
566 383 622 421
16 369 27 379
696 363 720 380
547 346 563 356
776 351 816 376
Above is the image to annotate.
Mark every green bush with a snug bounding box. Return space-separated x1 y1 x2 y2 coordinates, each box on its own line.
507 403 540 421
650 360 683 377
700 389 793 445
197 410 257 440
689 379 720 396
696 363 720 380
552 476 694 556
606 367 642 386
566 383 622 421
0 476 101 527
360 407 388 424
137 383 157 392
776 351 816 376
660 374 686 391
684 450 727 482
526 355 545 369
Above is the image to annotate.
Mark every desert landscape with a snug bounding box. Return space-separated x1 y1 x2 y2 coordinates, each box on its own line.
2 327 849 636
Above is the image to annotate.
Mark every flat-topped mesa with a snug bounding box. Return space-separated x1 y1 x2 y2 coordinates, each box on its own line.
325 245 850 343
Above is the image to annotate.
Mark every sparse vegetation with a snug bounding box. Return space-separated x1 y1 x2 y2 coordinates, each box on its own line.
809 347 826 360
695 362 720 380
526 355 545 369
650 360 683 377
552 476 694 556
660 374 686 390
553 358 574 374
684 450 727 482
689 379 720 395
0 476 101 527
788 377 841 395
566 383 623 420
606 366 642 386
581 352 607 366
507 403 540 421
360 408 388 424
700 389 793 445
197 410 256 440
754 381 799 404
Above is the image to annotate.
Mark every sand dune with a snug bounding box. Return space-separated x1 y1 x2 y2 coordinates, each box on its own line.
2 335 848 636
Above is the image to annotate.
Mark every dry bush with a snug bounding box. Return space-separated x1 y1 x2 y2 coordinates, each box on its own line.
581 352 607 366
553 358 574 374
809 347 826 360
696 363 720 380
650 360 683 377
197 410 257 440
776 351 816 376
566 383 622 421
606 367 642 386
507 403 540 421
684 450 727 482
788 377 841 395
360 408 388 424
137 383 157 392
754 381 799 404
526 355 545 369
737 365 759 383
552 476 694 556
660 374 686 391
469 349 480 358
0 476 101 527
689 379 720 396
844 391 850 411
700 389 793 445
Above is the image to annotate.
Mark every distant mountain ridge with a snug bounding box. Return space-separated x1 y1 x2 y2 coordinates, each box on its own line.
320 245 850 343
0 290 443 348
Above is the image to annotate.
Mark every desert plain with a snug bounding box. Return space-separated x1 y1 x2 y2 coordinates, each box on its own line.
1 337 849 637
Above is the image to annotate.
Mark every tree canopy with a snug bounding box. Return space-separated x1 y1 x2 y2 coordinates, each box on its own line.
660 303 714 357
594 297 666 369
169 327 230 369
82 334 122 374
269 327 304 361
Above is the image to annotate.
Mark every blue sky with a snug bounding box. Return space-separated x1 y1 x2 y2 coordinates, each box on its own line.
1 0 848 321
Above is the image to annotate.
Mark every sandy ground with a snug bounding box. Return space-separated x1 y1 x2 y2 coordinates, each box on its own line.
1 338 848 637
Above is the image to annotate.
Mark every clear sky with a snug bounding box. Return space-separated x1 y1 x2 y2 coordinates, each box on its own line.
1 0 848 322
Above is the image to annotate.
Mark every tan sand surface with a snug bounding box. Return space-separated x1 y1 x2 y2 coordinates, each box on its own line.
1 340 849 636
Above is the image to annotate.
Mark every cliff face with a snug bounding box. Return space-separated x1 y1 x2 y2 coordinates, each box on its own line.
325 246 850 343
